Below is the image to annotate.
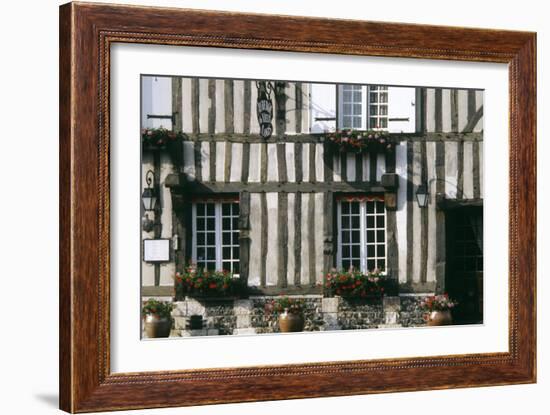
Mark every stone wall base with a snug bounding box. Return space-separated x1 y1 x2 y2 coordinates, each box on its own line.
142 295 428 338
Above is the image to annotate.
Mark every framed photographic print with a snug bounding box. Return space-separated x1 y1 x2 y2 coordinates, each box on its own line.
59 2 536 413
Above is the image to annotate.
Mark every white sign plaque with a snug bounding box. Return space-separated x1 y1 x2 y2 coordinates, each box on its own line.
143 239 170 262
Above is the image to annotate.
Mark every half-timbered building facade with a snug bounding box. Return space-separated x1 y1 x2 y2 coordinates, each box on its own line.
141 76 483 326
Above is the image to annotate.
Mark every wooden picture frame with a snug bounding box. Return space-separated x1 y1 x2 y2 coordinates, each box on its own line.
59 2 536 412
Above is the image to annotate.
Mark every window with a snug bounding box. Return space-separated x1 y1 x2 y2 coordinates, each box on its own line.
339 84 366 129
192 199 240 274
337 84 389 131
367 85 388 129
337 197 386 272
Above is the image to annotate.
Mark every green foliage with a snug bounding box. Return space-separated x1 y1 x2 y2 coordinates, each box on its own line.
323 268 395 298
142 299 174 318
175 264 242 299
325 129 395 153
141 127 184 148
265 296 305 315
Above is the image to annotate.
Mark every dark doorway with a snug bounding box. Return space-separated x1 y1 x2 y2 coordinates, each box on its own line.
445 206 483 324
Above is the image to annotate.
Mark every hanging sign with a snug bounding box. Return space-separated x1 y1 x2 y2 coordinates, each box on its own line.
256 81 273 139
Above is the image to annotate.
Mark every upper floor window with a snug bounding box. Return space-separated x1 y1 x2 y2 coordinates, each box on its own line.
338 85 389 131
192 198 240 274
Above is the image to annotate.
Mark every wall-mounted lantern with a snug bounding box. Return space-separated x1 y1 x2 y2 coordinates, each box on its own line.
141 170 157 232
415 183 430 208
256 81 274 139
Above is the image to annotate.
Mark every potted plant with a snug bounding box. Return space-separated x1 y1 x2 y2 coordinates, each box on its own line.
266 296 305 332
419 294 458 326
142 299 174 338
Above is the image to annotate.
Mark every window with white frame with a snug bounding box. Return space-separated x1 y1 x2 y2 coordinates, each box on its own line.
337 196 386 272
192 199 240 274
367 85 388 129
338 84 389 131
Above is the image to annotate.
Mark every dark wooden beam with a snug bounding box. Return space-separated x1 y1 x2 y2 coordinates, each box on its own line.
166 178 388 194
174 132 483 143
207 79 216 134
238 191 251 287
224 80 234 134
277 192 288 288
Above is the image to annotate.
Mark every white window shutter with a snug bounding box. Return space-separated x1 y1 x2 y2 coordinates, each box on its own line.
387 87 415 133
141 76 173 129
309 83 337 133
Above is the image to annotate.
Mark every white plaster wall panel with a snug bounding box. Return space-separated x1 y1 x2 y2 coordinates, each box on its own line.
215 142 225 182
395 143 408 283
286 192 296 285
457 89 469 132
266 143 279 182
444 141 459 198
181 77 193 133
233 80 245 134
285 82 296 134
182 141 196 181
248 193 262 286
302 143 310 183
286 143 296 182
426 88 436 132
463 141 475 199
215 79 225 133
248 143 261 182
229 143 243 182
249 81 260 134
265 192 279 286
442 89 452 133
314 192 325 284
412 141 422 283
426 142 437 283
315 143 324 182
300 193 311 285
474 90 484 132
198 79 210 133
200 141 210 181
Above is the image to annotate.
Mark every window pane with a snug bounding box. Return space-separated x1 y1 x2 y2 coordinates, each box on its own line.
343 103 352 115
342 216 350 229
207 232 215 245
376 215 385 227
366 216 374 228
222 247 231 259
206 204 215 216
369 118 377 128
222 232 231 245
370 106 378 116
376 230 385 242
197 233 205 245
207 218 215 230
366 230 375 243
377 244 385 257
379 93 388 103
367 245 375 257
353 90 362 101
366 202 374 214
197 218 205 230
370 93 378 103
233 203 239 215
351 245 360 258
197 247 205 260
353 104 362 115
351 202 359 214
376 201 384 212
342 259 350 270
206 262 216 271
351 231 360 243
232 232 239 245
342 202 350 214
207 247 216 259
342 231 350 243
222 261 231 271
377 260 385 270
343 91 352 101
351 259 361 269
232 218 239 229
379 118 388 128
351 216 360 228
342 246 350 258
222 203 230 216
379 105 388 115
233 262 240 274
233 247 239 259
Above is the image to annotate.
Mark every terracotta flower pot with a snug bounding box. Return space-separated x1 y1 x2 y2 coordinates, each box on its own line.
144 314 172 338
427 310 453 326
278 311 305 332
